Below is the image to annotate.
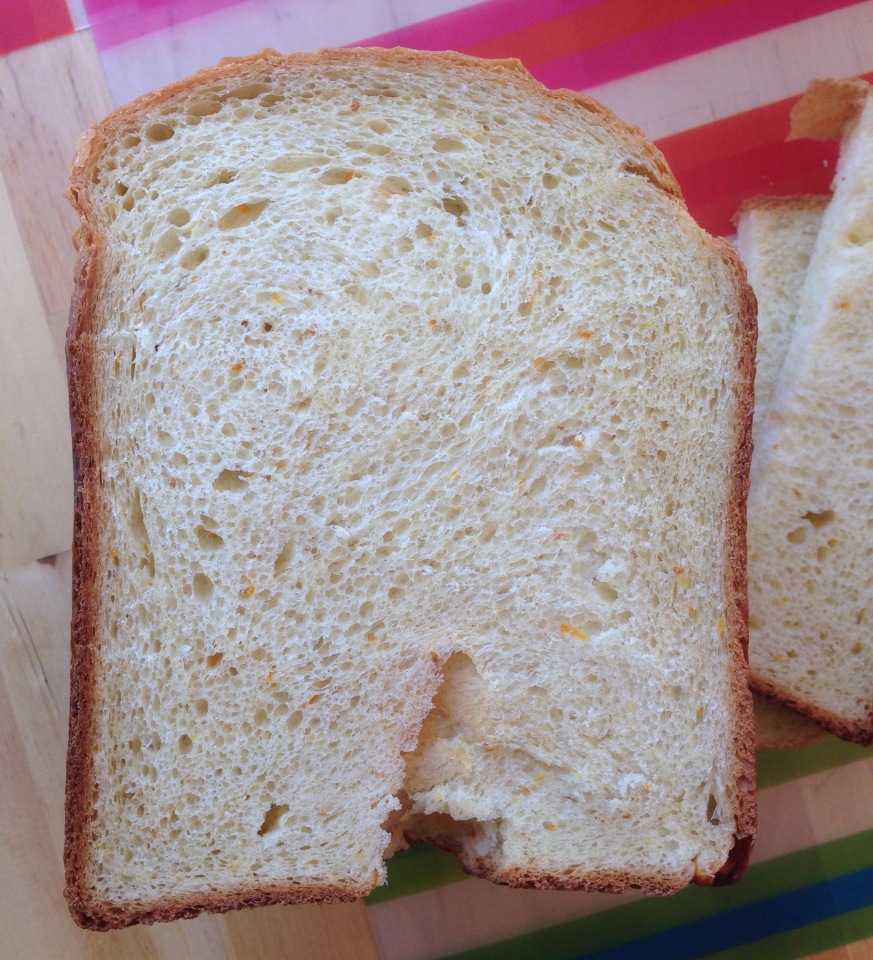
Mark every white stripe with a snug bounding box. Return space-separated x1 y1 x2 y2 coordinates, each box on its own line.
96 0 486 108
586 1 873 141
367 756 873 960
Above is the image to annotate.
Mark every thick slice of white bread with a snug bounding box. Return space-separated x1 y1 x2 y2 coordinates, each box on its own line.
734 196 829 751
64 48 756 930
747 78 873 744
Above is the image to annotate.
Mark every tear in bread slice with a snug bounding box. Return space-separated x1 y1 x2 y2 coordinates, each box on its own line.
64 48 756 930
747 78 873 744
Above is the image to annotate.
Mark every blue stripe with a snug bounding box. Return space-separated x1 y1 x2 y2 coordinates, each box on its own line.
571 865 873 960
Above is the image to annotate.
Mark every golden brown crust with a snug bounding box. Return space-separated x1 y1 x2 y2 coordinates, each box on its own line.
68 879 368 931
704 238 758 881
64 216 106 928
788 77 869 142
64 46 752 928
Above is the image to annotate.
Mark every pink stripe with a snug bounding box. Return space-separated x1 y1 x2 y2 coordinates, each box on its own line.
532 0 869 90
356 0 599 53
83 0 248 49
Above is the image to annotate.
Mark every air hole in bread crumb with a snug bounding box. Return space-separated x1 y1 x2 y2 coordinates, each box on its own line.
257 803 289 836
268 154 329 174
803 509 835 528
155 231 182 261
180 247 209 270
593 578 619 602
131 488 148 542
193 699 208 716
787 526 807 545
442 195 468 222
368 119 390 134
274 542 293 577
121 134 140 148
319 167 356 186
145 123 174 142
187 99 221 117
219 200 270 230
195 525 225 550
706 794 720 824
230 82 271 101
542 172 559 189
207 169 237 187
193 574 214 601
167 208 190 227
434 137 465 153
214 469 250 491
286 711 303 731
455 271 473 289
381 176 412 195
178 734 193 754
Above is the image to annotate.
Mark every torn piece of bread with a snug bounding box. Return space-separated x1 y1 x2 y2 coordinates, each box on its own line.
64 48 756 930
734 196 829 751
747 78 873 744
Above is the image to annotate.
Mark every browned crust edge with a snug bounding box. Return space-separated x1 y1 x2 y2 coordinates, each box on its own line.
68 879 368 932
703 238 758 884
731 193 830 226
64 212 107 928
751 676 873 747
63 46 744 929
788 76 869 142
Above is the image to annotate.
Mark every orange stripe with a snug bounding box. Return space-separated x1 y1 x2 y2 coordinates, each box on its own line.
462 0 737 66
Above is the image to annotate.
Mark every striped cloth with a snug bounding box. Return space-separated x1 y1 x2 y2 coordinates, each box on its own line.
10 0 873 955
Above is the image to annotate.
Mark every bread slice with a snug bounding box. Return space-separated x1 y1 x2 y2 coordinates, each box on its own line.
746 78 873 744
734 196 828 439
734 196 829 751
64 48 756 930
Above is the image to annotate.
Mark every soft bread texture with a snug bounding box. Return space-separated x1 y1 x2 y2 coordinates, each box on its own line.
735 196 828 440
65 48 756 930
734 196 829 751
747 78 873 744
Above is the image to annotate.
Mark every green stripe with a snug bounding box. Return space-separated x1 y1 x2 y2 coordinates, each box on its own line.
366 843 467 905
367 743 873 904
428 828 873 960
703 902 873 960
757 736 873 790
